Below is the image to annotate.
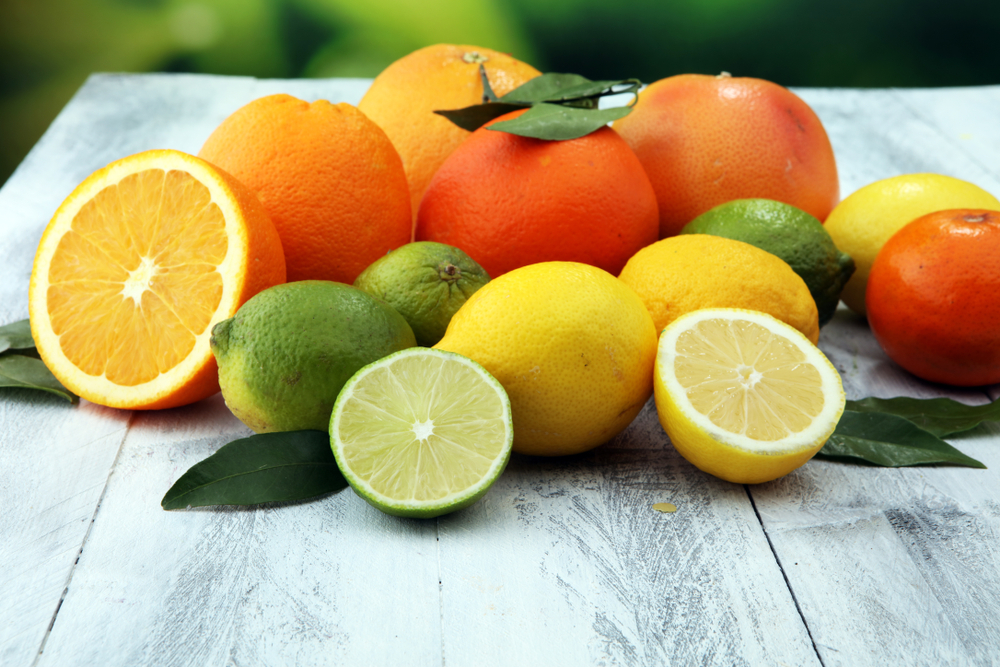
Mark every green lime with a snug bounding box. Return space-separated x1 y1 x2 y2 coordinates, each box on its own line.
353 242 490 346
681 199 856 326
330 347 513 518
211 281 416 433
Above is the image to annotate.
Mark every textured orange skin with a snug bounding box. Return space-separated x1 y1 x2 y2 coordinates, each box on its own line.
866 209 1000 386
612 74 839 238
199 95 410 284
29 149 286 410
358 44 540 222
415 112 659 278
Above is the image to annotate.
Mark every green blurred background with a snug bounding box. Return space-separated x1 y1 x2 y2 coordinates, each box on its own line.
2 0 998 187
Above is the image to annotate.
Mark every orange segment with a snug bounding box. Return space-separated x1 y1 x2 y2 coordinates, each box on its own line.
29 149 286 409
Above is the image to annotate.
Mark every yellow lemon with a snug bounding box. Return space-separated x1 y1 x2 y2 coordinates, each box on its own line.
434 262 657 456
618 234 820 344
654 309 845 484
824 173 1000 315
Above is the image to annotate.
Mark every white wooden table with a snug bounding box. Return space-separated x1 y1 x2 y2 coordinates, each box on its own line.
2 75 1000 667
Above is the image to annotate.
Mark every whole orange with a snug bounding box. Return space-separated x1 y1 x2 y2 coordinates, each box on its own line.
612 73 839 238
866 209 1000 386
199 94 410 284
359 44 541 223
415 112 659 278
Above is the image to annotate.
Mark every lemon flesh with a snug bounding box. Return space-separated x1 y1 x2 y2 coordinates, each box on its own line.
654 309 845 484
330 347 513 518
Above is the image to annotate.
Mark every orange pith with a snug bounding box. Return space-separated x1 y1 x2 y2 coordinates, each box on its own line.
29 149 286 409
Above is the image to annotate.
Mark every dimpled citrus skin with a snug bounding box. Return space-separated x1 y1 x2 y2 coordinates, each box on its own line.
434 262 657 456
612 74 839 238
358 44 540 220
867 209 1000 386
199 94 411 284
618 234 820 344
681 198 855 326
211 281 416 433
416 113 659 278
823 173 1000 315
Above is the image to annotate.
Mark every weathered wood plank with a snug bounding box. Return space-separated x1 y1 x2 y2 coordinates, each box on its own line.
0 73 374 666
5 74 1000 666
37 397 443 666
438 401 820 666
746 88 1000 666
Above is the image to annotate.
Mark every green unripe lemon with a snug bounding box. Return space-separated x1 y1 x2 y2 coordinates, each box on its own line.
354 242 490 346
211 281 416 433
681 198 855 326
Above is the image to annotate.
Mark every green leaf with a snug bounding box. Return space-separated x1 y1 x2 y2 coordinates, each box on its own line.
0 354 77 402
487 102 633 141
0 319 35 354
433 102 529 132
161 430 348 510
433 71 641 135
815 410 985 468
499 73 641 107
846 395 1000 438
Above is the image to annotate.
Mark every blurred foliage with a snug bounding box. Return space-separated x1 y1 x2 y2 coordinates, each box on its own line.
1 0 998 187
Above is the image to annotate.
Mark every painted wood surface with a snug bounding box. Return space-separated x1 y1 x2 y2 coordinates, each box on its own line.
1 74 998 666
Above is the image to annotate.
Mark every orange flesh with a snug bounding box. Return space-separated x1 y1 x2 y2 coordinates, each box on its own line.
46 169 227 385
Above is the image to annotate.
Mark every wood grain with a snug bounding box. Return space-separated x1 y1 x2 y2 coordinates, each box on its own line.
3 75 1000 666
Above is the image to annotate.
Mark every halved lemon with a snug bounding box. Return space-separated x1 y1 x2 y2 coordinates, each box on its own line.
654 308 845 484
28 149 286 409
330 347 513 518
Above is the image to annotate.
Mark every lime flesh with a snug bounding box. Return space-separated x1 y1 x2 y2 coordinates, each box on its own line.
330 347 512 518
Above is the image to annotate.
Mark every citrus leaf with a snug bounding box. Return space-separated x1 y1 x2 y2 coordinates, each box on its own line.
433 102 528 132
487 103 632 141
0 354 77 402
846 395 1000 438
0 318 35 354
499 73 641 106
161 430 348 510
815 410 985 468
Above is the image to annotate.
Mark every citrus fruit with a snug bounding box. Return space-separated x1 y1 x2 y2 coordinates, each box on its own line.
681 198 855 326
824 173 1000 315
198 94 410 284
330 347 513 518
434 262 657 456
211 281 416 433
611 73 839 238
416 111 659 278
358 44 541 221
618 234 820 344
28 149 286 410
867 209 1000 386
354 241 490 347
654 308 845 484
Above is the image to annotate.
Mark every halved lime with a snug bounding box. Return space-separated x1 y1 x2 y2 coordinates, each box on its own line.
330 347 513 518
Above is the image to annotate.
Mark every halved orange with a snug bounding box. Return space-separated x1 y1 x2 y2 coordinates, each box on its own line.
28 149 286 409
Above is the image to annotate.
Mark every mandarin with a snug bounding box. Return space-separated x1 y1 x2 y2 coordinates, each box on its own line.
358 44 540 223
866 209 1000 386
29 149 286 409
415 111 659 278
612 73 839 238
199 94 410 284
